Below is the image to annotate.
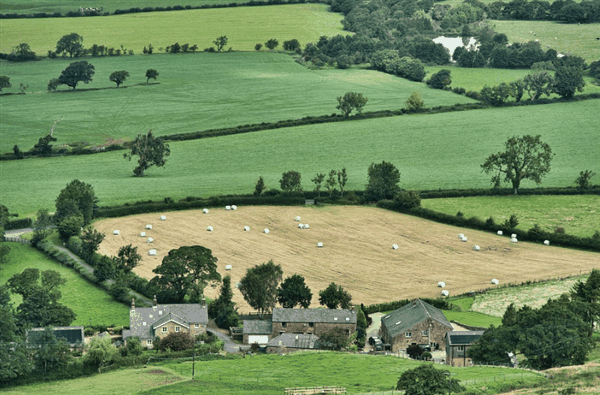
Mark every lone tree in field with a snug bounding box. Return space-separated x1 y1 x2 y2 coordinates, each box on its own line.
280 170 302 194
365 161 401 201
336 92 368 117
481 135 553 194
149 245 221 303
123 130 171 177
0 76 11 92
58 61 95 90
56 33 84 58
265 39 279 51
213 36 228 52
239 260 283 317
426 69 452 89
145 69 159 83
277 274 312 308
109 70 129 88
405 91 424 111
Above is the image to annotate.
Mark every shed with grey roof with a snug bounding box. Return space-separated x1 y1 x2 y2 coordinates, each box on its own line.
445 331 484 367
267 333 319 353
243 320 273 345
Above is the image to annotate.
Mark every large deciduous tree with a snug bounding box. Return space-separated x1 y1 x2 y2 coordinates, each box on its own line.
56 33 84 58
426 69 452 89
318 282 352 309
149 246 221 303
277 274 312 308
109 70 129 88
0 76 12 92
114 244 142 273
0 287 33 383
265 39 279 51
58 60 95 90
145 69 159 83
481 135 553 194
10 43 36 61
336 92 368 117
279 170 302 194
55 179 97 226
239 260 283 317
80 226 105 260
124 130 171 177
397 365 464 395
552 66 586 99
213 36 228 51
365 161 401 202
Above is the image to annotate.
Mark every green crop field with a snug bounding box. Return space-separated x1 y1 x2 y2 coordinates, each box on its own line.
426 65 600 95
0 242 130 327
492 20 600 63
0 0 251 14
0 4 346 55
0 52 475 153
1 99 598 216
422 195 600 237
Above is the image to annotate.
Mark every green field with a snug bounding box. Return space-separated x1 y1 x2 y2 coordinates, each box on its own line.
0 4 346 55
0 242 130 327
443 310 502 328
422 195 600 237
0 52 475 153
426 65 600 95
1 99 598 216
0 0 251 14
492 20 600 63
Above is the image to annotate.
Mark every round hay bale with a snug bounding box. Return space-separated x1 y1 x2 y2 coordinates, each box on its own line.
225 205 231 210
544 240 550 246
491 278 499 285
146 225 152 230
160 216 166 221
510 237 518 243
225 265 232 270
113 230 120 235
203 208 209 214
461 236 468 242
148 249 157 256
231 205 237 210
511 233 517 239
392 244 399 250
263 228 269 234
438 281 445 288
304 224 309 229
458 234 464 239
497 230 503 236
295 216 301 222
298 223 304 229
244 226 250 232
473 245 480 251
147 237 154 243
207 226 213 232
317 242 323 248
140 232 146 237
441 290 449 297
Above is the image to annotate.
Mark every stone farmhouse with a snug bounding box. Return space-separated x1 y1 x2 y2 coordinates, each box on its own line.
123 298 208 348
243 307 357 346
380 299 453 353
445 331 484 367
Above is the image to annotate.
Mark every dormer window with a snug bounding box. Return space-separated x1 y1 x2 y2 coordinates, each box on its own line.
143 322 147 326
159 311 163 315
309 322 314 327
346 317 349 321
149 314 153 318
334 317 338 321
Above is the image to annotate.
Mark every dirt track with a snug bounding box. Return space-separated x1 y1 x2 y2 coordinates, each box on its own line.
95 206 600 312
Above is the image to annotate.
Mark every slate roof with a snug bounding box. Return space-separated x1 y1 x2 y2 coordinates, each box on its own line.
243 320 273 335
381 299 453 339
272 308 357 324
27 326 85 346
123 304 208 340
267 333 319 349
446 331 484 346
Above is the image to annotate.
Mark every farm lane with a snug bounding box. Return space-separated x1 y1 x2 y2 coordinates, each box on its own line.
208 328 248 353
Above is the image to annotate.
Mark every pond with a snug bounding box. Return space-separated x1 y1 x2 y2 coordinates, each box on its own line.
433 36 477 61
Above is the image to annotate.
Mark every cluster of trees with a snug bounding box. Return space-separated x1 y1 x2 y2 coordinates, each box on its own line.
485 0 600 23
48 33 135 59
469 270 600 369
311 168 348 197
165 42 199 53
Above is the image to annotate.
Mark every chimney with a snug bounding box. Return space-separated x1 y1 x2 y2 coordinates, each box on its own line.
202 295 206 308
153 295 157 308
131 298 135 311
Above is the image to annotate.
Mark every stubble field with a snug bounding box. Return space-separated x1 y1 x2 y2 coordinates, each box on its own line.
95 206 600 312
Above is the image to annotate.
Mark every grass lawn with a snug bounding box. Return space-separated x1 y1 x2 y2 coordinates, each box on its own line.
0 242 130 327
2 366 185 395
421 195 600 238
0 4 346 55
0 0 252 14
443 310 502 328
1 99 598 216
491 20 600 63
0 52 475 153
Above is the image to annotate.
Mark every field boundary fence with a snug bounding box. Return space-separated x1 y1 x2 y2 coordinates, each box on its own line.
3 236 30 244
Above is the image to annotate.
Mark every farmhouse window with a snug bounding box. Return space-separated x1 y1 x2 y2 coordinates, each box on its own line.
175 326 180 332
458 346 465 351
195 324 200 328
421 330 429 336
405 332 412 338
147 340 152 346
309 322 314 327
282 322 287 327
162 327 168 333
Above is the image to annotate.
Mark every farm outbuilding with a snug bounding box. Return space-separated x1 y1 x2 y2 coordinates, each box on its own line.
445 331 484 367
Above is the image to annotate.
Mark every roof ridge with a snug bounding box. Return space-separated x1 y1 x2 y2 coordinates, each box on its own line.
419 299 432 320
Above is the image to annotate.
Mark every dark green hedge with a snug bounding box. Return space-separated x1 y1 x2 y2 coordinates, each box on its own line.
419 186 600 199
6 217 33 230
363 297 452 314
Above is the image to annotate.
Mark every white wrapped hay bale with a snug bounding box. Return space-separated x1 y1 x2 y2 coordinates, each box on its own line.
231 205 237 210
298 224 305 229
317 242 323 248
441 290 449 297
392 244 399 250
461 236 468 242
497 230 503 236
160 216 166 221
438 281 445 288
203 208 209 214
225 265 232 270
244 226 250 232
544 240 550 245
473 245 480 251
148 249 157 256
263 228 269 234
147 237 154 243
225 205 231 210
113 230 120 235
207 226 213 232
491 279 499 285
511 233 517 239
458 234 464 239
304 224 309 229
140 232 146 237
510 237 518 243
295 216 301 222
146 225 152 230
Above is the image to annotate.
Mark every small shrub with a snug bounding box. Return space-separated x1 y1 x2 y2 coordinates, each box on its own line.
555 226 566 234
485 216 495 227
456 211 464 217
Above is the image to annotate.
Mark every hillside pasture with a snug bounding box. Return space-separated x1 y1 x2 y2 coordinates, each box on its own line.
492 20 600 63
94 206 600 312
1 99 599 216
0 242 130 327
422 195 600 238
0 52 475 153
0 4 346 55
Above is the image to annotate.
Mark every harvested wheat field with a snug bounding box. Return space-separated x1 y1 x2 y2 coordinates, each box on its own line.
95 206 600 311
